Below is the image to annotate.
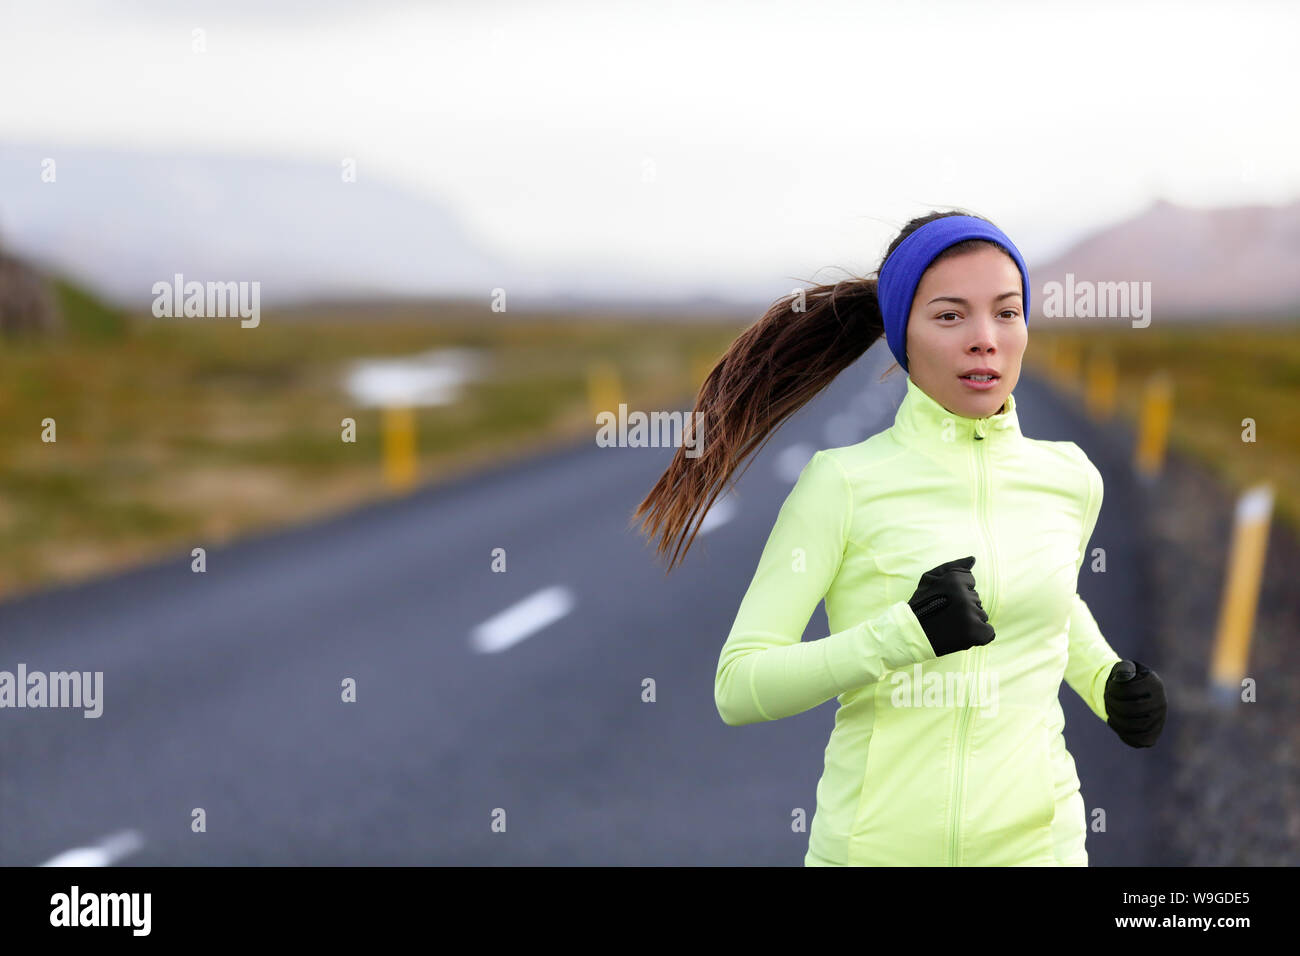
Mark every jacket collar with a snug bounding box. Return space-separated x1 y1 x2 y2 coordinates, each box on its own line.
891 375 1022 448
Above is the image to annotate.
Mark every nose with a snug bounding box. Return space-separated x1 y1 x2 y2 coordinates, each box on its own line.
967 315 997 356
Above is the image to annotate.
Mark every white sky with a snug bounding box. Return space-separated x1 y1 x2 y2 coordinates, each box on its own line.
2 0 1297 287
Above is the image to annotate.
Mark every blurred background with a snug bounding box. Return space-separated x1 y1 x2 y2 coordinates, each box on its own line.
0 0 1296 866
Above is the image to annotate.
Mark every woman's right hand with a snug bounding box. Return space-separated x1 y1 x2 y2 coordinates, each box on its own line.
905 556 996 657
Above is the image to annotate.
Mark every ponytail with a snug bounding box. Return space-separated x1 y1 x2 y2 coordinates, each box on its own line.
630 276 887 573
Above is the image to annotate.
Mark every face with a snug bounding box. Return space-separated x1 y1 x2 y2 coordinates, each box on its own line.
903 244 1028 418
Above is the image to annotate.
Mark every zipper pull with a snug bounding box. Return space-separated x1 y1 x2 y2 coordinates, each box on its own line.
973 419 987 440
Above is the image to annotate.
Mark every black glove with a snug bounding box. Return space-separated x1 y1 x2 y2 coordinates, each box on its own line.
906 555 996 658
1105 659 1167 748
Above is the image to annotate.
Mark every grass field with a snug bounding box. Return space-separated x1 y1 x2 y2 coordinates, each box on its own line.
0 286 744 597
1 282 1296 599
1023 321 1300 539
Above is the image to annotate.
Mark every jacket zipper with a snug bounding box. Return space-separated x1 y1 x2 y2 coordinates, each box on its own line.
949 416 999 865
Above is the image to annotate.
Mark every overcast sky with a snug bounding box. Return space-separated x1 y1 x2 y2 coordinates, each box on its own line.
2 0 1297 288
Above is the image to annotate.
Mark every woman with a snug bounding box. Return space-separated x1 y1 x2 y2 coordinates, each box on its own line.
633 210 1167 866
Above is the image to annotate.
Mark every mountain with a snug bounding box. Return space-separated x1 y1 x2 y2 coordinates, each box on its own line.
0 142 755 313
0 247 59 338
0 142 521 309
1028 197 1300 323
3 141 1296 321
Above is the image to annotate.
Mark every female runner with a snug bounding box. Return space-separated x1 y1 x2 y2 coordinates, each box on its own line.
633 210 1167 865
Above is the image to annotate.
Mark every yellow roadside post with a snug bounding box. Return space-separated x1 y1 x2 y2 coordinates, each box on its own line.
1054 339 1080 392
1085 352 1117 421
1035 336 1056 379
1209 484 1273 708
587 359 624 424
383 404 416 492
1134 370 1173 481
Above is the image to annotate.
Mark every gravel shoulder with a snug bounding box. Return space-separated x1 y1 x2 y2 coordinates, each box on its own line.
1141 443 1300 864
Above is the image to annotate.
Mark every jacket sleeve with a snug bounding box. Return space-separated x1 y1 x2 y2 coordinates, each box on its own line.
715 450 936 727
1062 447 1123 723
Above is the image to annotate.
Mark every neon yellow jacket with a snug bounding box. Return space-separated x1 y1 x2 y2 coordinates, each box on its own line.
715 375 1122 866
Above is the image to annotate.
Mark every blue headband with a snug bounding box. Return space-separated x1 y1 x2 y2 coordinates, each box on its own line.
877 215 1031 373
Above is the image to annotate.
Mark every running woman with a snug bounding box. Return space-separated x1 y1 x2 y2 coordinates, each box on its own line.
633 210 1167 866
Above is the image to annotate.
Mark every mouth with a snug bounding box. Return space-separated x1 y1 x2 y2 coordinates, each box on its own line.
958 370 1001 390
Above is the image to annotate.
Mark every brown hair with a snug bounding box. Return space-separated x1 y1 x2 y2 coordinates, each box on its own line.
631 208 1013 572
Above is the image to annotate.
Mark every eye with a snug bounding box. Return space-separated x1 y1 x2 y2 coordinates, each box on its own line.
999 309 1020 319
937 312 960 321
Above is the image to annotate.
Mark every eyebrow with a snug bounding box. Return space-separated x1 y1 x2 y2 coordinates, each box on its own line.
926 292 1022 306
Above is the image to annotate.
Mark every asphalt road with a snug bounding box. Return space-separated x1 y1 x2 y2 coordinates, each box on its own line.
0 344 1163 865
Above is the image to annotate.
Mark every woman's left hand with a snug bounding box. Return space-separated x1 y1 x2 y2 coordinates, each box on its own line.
1105 659 1167 748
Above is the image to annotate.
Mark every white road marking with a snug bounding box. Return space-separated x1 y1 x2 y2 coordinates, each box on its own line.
823 413 861 447
853 391 891 432
697 494 736 534
40 829 144 867
471 585 575 653
775 443 816 483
